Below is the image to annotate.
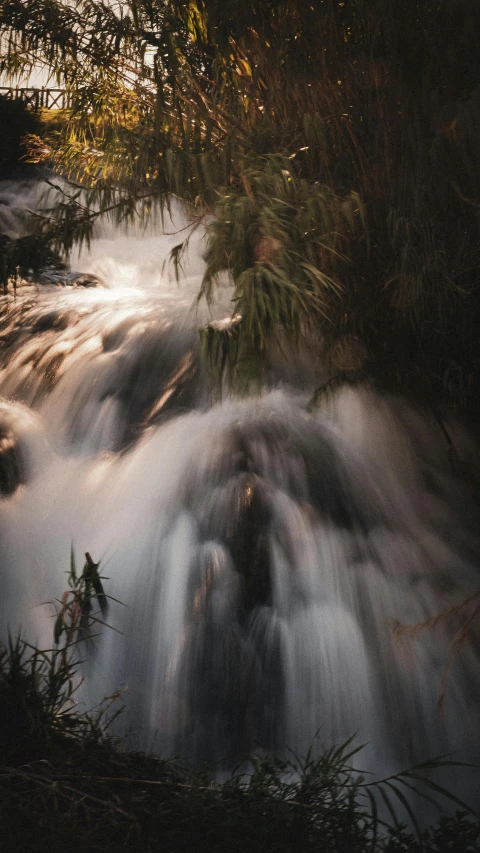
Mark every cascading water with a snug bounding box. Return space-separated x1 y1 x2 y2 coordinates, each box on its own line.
1 187 480 793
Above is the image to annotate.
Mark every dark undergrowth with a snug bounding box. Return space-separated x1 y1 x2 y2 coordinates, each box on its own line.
1 554 479 853
0 748 479 853
1 635 479 853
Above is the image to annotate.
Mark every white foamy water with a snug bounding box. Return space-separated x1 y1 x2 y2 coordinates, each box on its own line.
0 196 479 796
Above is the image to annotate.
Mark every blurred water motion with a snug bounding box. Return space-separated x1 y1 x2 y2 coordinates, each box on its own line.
0 207 479 787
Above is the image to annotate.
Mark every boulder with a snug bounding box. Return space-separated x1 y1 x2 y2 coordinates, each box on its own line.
37 266 106 288
0 423 26 496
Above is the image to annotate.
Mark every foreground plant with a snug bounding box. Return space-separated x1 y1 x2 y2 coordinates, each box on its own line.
0 547 479 850
0 731 478 852
0 549 117 764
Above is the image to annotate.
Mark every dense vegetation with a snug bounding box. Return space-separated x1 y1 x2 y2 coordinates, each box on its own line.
2 633 480 853
1 5 480 847
0 553 478 852
1 0 480 410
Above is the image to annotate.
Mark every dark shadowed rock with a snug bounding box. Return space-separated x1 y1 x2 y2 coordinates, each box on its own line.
69 272 106 288
37 266 106 288
0 423 26 495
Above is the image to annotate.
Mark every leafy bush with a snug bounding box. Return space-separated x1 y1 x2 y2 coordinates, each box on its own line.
0 93 40 166
0 728 478 852
0 550 112 764
3 1 480 410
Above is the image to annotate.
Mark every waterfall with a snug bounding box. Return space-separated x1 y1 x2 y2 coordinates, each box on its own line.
0 189 479 786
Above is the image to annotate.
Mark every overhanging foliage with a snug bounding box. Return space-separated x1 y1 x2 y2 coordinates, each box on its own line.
1 1 480 407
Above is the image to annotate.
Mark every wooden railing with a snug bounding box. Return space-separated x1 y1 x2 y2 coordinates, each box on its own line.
0 86 71 110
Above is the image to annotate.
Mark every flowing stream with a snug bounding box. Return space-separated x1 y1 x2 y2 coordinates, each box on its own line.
1 188 480 791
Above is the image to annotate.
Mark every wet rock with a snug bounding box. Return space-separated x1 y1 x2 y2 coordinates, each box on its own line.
37 265 106 288
36 264 69 286
31 309 74 333
0 422 26 495
0 403 48 496
69 272 106 288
